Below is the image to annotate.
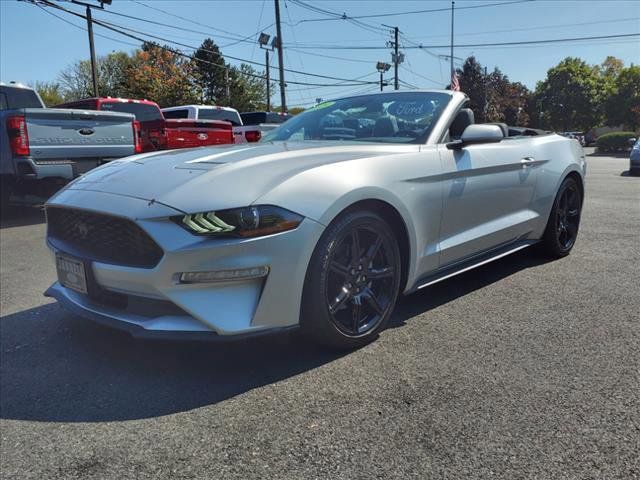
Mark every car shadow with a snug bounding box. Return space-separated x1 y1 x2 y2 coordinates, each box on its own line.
0 204 46 229
0 249 551 423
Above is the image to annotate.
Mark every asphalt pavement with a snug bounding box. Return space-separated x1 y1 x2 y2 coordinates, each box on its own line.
1 151 639 479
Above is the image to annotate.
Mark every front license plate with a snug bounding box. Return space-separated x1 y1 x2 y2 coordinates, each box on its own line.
56 254 88 294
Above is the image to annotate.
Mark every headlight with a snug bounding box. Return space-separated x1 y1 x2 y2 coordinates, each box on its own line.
174 205 303 238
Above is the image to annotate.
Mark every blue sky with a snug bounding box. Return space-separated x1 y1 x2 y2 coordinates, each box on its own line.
1 0 638 108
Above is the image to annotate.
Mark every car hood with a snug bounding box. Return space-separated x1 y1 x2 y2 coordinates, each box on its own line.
63 141 419 213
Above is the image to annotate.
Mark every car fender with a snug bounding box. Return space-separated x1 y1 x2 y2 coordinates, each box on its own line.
254 166 420 290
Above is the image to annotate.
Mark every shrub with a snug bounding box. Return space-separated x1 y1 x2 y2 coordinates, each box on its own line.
596 131 637 152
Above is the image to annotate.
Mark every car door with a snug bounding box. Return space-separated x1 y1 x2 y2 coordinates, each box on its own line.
437 138 540 266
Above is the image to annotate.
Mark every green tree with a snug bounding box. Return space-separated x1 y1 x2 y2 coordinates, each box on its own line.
34 81 65 106
58 51 132 100
484 68 530 125
534 57 601 131
228 64 267 111
193 38 229 104
604 65 640 130
455 56 487 122
456 57 530 125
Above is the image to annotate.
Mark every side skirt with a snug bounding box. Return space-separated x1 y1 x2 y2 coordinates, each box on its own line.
408 240 537 293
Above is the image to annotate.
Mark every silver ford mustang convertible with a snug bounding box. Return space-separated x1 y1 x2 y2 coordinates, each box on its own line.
45 90 586 348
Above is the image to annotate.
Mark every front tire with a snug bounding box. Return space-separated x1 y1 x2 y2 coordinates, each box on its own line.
540 176 583 258
301 210 401 349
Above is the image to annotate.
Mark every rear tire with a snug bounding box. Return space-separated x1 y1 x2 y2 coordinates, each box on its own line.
539 176 583 258
301 210 401 349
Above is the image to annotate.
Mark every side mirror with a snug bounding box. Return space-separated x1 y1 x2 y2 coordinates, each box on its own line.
447 124 504 150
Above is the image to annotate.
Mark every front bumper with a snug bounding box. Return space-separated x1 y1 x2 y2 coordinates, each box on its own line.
45 190 325 338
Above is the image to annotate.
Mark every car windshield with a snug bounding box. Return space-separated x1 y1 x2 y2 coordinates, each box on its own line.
262 92 450 144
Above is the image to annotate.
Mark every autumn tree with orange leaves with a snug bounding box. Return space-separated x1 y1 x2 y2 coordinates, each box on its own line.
124 42 202 108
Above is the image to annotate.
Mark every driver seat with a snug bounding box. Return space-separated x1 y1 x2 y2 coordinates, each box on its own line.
449 108 475 140
373 116 398 137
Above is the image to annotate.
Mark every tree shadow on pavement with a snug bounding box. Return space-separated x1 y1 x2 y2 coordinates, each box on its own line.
0 249 551 423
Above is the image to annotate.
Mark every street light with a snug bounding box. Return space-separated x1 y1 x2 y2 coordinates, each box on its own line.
258 32 277 112
376 62 391 92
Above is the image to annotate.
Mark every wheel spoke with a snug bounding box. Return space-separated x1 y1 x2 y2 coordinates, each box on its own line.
367 266 394 279
329 287 351 314
364 236 383 264
350 229 361 264
351 296 362 333
363 287 385 315
329 260 350 277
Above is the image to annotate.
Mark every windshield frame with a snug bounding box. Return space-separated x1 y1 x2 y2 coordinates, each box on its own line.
262 91 452 145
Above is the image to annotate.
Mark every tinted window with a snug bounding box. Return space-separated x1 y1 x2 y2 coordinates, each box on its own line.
266 112 292 124
240 112 265 125
198 109 242 125
163 109 189 119
100 102 162 122
0 86 43 109
58 100 97 110
263 92 450 144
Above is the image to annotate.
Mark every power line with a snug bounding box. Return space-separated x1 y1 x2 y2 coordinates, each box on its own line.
406 17 640 40
288 0 533 23
287 48 375 64
399 65 442 87
34 3 139 48
131 0 276 49
39 1 380 86
33 0 380 88
289 0 387 35
285 32 640 50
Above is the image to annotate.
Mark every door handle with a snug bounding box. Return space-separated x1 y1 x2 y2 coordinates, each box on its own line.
520 156 536 167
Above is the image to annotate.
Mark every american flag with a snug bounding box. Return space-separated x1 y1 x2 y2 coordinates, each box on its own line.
451 70 460 91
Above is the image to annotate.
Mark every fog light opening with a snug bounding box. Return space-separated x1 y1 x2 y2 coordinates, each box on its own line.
179 266 269 284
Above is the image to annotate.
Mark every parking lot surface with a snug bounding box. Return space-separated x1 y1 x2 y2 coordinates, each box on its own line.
1 152 638 479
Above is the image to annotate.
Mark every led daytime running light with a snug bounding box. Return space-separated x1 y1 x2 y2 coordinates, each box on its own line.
182 212 236 233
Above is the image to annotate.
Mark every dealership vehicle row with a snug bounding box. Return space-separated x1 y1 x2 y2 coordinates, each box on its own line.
0 82 290 203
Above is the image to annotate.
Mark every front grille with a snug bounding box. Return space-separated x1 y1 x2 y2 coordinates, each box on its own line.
46 207 163 268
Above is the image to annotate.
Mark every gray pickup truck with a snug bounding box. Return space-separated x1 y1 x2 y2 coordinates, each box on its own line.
1 82 138 204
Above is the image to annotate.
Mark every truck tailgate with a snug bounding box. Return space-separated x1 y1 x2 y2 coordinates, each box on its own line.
164 119 234 149
22 108 135 160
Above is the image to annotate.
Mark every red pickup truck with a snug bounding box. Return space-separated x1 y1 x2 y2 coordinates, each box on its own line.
56 98 234 152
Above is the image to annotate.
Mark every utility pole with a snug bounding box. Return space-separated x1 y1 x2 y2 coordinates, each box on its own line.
394 26 399 90
450 1 455 80
69 1 113 97
265 50 271 111
274 0 287 112
86 5 99 97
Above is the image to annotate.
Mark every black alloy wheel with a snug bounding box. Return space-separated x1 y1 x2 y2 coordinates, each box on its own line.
555 181 581 250
302 210 401 349
541 176 583 257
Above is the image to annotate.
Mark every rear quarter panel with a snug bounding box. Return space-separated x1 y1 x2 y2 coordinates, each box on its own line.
528 134 586 237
